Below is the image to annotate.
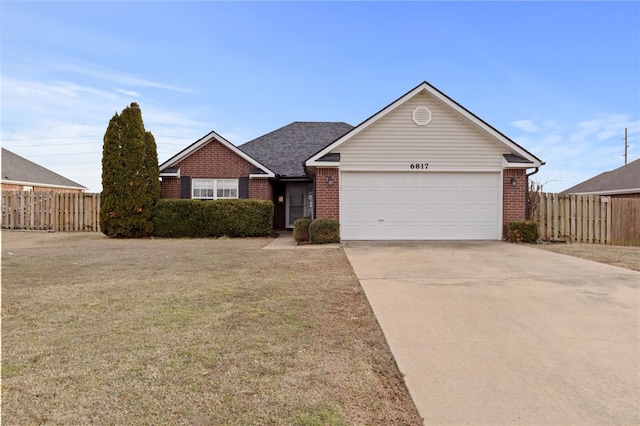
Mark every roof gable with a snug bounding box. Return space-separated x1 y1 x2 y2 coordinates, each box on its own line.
239 122 353 178
1 148 86 190
307 81 543 168
561 158 640 195
159 130 274 178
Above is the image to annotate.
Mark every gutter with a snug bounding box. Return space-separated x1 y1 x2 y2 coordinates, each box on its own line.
525 167 540 220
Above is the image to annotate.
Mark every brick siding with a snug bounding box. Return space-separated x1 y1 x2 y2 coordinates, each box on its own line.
160 139 272 201
161 177 181 199
315 168 340 220
248 178 273 200
173 140 253 179
502 169 527 231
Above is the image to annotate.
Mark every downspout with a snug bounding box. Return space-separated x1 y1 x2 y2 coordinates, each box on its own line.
302 161 316 220
525 167 540 220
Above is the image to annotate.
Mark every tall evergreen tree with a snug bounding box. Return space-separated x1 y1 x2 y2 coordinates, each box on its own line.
100 103 160 237
143 130 162 203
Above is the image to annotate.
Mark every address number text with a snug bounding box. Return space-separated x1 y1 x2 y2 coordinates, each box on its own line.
410 163 429 170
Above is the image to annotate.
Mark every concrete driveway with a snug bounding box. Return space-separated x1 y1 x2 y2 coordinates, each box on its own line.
343 241 639 425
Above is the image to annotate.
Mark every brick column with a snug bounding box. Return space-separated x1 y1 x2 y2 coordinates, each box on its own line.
315 168 339 220
502 169 527 231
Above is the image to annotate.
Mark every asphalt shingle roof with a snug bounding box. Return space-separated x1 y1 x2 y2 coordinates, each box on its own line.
1 148 86 189
560 158 640 195
239 122 353 178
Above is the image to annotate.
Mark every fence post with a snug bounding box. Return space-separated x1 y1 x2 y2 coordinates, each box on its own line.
583 196 589 243
587 195 594 243
563 196 571 241
536 192 544 238
600 197 607 244
552 193 558 240
74 192 80 231
594 196 601 244
96 193 101 232
2 191 8 229
547 193 552 238
577 196 582 243
606 197 612 245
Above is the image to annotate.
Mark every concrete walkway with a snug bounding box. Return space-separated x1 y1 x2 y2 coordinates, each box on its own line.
263 231 341 250
343 241 640 425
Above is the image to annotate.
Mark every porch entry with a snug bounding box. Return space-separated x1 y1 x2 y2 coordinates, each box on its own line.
285 183 313 228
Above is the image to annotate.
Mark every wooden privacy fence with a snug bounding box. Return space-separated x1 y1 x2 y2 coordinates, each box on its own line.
532 193 640 246
609 197 640 246
2 191 100 232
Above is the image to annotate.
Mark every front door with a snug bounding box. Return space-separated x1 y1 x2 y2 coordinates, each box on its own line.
286 183 312 228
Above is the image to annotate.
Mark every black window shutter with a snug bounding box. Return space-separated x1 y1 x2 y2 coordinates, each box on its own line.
180 176 191 199
239 177 249 199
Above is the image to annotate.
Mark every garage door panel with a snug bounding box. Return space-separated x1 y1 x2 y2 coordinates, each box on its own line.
341 172 500 240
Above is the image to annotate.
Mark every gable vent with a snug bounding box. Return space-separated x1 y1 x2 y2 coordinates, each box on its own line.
412 106 432 126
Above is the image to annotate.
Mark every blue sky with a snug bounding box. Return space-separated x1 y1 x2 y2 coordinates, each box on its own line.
2 1 638 193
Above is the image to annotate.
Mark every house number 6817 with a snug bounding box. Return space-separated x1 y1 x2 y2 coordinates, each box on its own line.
410 163 429 170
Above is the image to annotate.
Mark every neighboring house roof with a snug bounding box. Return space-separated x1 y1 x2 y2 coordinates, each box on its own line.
560 158 640 196
239 122 354 178
307 81 544 168
1 148 86 190
158 130 275 178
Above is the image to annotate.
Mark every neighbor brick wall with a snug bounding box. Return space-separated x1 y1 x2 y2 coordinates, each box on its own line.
315 167 339 220
502 169 527 231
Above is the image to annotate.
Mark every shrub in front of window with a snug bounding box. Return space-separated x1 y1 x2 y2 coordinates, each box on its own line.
309 218 340 244
293 217 312 243
505 220 539 243
152 199 273 238
150 199 207 238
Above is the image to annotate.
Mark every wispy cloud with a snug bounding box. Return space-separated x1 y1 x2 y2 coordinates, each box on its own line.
1 76 213 192
116 88 140 97
571 115 632 143
510 114 640 192
511 119 538 133
53 62 191 93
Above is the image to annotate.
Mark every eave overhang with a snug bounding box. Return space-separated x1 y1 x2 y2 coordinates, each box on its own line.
1 179 86 191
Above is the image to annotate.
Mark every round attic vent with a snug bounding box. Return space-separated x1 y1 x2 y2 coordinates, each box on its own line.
412 106 432 126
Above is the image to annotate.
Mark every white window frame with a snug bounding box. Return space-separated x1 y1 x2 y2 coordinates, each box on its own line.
192 179 239 200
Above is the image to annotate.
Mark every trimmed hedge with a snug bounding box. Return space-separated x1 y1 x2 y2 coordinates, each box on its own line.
309 218 340 244
505 220 539 243
293 217 312 243
152 199 274 238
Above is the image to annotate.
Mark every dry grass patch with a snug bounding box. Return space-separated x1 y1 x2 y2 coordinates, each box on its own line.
1 231 421 425
530 242 640 272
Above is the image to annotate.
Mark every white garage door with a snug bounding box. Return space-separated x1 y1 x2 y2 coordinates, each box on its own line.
341 172 500 240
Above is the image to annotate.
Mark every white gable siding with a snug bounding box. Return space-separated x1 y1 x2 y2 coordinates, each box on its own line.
334 91 506 172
